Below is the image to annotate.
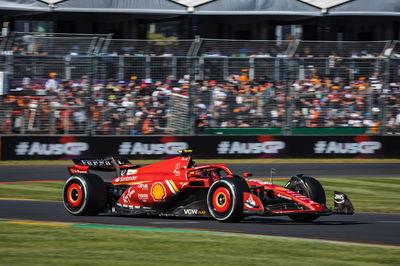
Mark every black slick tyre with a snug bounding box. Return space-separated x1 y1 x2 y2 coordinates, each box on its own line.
63 174 107 216
207 177 249 222
286 176 326 222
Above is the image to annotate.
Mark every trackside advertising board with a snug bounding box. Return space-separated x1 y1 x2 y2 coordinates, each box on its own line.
1 135 399 160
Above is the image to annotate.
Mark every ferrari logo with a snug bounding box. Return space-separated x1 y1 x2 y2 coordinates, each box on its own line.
151 183 166 201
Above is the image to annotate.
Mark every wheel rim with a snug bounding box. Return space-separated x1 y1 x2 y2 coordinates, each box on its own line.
212 187 231 213
67 183 83 207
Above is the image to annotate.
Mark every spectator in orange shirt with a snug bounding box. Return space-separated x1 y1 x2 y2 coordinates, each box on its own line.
239 69 249 83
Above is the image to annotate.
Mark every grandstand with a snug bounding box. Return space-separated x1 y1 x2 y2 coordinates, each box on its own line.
0 34 399 136
0 1 400 137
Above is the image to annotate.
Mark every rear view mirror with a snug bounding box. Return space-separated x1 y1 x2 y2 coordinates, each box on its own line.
243 172 252 178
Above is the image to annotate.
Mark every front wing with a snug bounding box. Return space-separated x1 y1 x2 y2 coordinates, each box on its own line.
243 190 354 216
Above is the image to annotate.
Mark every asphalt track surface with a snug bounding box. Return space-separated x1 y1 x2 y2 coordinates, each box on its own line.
1 200 400 246
0 163 399 246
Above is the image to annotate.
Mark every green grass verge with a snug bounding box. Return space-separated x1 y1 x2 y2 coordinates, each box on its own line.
0 223 399 265
0 182 64 201
1 158 400 165
1 178 400 213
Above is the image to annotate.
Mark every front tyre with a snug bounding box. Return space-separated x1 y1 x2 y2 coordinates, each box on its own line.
63 174 107 216
286 176 326 222
207 177 249 222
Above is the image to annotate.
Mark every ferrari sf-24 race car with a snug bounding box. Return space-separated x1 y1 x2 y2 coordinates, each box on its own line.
63 150 354 222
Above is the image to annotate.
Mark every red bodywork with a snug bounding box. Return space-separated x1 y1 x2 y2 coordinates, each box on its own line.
68 155 328 216
113 156 232 207
244 181 326 214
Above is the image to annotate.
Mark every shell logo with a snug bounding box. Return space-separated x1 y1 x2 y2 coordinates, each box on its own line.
151 182 166 201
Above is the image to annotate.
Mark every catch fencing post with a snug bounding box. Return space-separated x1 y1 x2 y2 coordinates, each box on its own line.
274 58 280 81
223 58 228 80
198 57 204 80
5 54 13 78
118 55 124 81
381 58 390 135
65 55 71 80
145 57 151 79
249 57 255 80
171 57 177 80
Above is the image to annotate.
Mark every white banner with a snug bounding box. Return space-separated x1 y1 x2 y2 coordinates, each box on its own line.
0 72 8 95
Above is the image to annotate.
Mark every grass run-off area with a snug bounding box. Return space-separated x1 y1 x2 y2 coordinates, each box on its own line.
0 181 64 202
1 158 400 165
0 223 399 266
1 178 400 213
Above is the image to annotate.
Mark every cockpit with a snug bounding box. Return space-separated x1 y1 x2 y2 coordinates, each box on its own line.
187 166 232 180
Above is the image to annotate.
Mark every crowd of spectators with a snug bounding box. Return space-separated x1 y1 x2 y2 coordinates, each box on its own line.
2 35 190 57
2 35 400 135
8 40 88 56
197 41 391 58
192 72 400 134
198 46 387 58
1 70 400 135
8 44 388 58
1 74 191 135
106 41 191 57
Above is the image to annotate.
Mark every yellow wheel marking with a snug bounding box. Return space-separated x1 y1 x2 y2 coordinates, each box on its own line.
215 192 227 208
68 188 79 203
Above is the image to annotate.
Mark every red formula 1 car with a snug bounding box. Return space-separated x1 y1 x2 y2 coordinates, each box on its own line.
63 150 354 222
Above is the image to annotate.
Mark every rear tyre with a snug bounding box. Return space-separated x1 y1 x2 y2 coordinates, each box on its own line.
63 174 107 216
207 177 249 222
286 176 326 222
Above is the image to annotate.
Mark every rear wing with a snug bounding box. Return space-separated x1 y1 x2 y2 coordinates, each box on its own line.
69 157 139 176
